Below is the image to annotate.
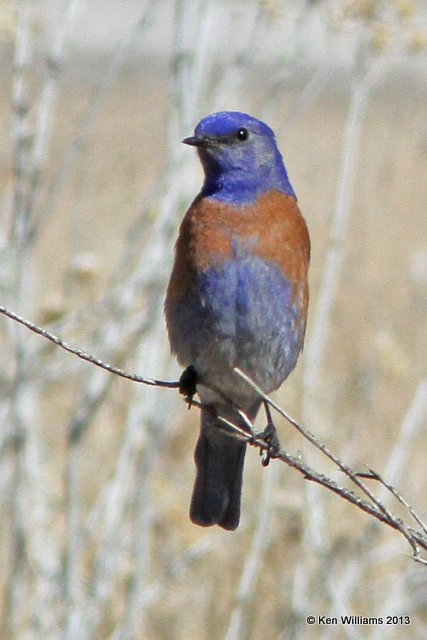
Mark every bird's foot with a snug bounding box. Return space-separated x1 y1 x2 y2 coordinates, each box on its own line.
258 401 281 466
178 365 198 408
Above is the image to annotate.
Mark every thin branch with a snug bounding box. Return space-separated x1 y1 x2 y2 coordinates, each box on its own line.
223 417 427 558
232 367 427 560
2 303 427 561
297 57 389 571
0 304 178 390
363 466 427 538
235 369 393 510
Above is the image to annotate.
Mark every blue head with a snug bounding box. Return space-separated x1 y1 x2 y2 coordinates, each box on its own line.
183 111 295 205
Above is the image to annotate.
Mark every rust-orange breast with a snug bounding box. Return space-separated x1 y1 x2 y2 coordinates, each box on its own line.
167 190 310 307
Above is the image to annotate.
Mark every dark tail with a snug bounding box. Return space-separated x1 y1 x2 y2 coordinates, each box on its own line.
189 406 255 531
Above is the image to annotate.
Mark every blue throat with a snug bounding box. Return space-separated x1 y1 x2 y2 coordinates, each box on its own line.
200 149 296 205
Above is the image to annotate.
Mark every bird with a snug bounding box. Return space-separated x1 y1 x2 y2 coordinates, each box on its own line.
165 111 310 530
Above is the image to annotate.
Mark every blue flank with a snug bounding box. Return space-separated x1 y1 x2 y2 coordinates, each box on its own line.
194 111 295 205
177 255 303 388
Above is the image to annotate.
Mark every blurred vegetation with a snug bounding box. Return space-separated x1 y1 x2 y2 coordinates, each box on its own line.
0 1 427 639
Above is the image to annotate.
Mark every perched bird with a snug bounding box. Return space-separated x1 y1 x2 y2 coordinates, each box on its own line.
165 111 310 530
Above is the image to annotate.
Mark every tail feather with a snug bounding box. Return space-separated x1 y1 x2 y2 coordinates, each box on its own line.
189 406 255 531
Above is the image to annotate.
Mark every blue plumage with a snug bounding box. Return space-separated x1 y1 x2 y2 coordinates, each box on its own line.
165 111 310 530
185 111 296 204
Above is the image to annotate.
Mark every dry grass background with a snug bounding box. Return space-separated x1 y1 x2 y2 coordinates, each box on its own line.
1 1 427 639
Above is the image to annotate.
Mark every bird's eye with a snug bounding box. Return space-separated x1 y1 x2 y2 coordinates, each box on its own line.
235 128 249 142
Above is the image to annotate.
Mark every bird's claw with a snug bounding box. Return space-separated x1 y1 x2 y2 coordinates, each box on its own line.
258 420 281 467
178 365 198 408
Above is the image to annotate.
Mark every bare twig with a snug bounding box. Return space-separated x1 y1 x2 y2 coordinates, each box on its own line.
291 54 391 631
235 369 392 509
233 368 427 558
221 413 427 558
362 466 427 539
1 303 427 561
0 304 178 390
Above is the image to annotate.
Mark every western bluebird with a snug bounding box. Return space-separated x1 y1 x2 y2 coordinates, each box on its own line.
165 111 310 530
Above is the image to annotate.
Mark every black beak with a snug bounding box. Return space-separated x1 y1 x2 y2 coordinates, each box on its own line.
182 134 210 147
